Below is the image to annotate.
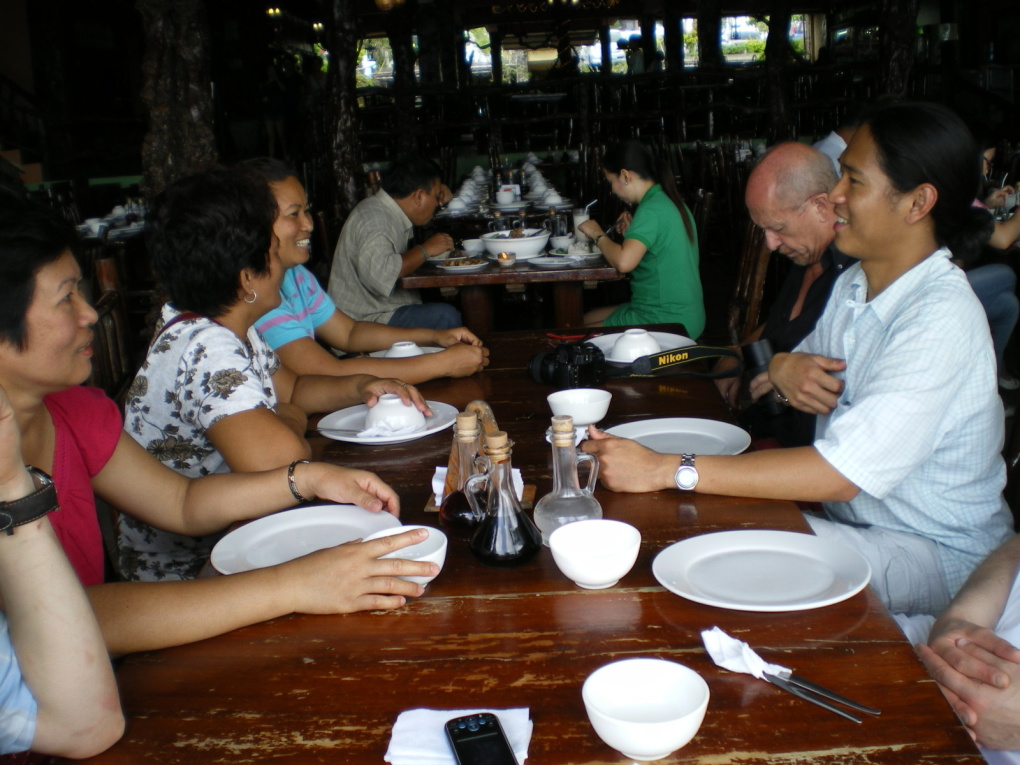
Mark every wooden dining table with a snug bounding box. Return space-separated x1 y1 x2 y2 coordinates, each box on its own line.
399 258 621 334
80 327 981 764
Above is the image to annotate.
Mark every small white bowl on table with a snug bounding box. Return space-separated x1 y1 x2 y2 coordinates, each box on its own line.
364 394 426 430
549 519 641 589
583 657 710 761
362 524 448 586
547 388 611 427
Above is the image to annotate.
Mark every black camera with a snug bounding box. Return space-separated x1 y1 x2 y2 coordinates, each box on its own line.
528 342 606 389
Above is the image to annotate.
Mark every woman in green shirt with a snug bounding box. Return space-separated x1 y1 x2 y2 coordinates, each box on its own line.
579 140 705 337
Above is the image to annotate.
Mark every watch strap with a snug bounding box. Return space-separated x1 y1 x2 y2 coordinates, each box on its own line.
0 467 58 535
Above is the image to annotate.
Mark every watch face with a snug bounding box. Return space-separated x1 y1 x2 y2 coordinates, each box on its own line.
675 465 698 491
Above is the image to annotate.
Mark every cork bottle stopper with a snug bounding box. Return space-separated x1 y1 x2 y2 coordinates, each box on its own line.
456 412 479 432
484 431 510 452
551 415 575 432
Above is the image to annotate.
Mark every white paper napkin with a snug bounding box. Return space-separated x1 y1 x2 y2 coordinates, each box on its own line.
385 707 532 765
700 626 791 680
432 467 524 505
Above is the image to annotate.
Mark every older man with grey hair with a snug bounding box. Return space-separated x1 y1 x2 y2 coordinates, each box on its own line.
716 141 854 446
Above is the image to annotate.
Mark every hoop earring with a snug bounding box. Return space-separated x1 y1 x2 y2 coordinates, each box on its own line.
244 290 258 304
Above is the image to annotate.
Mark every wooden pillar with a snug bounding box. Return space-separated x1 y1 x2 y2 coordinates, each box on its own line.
599 24 612 78
640 15 657 71
696 0 723 68
879 0 920 96
387 8 417 155
437 1 459 88
328 0 362 220
137 0 218 199
764 2 793 142
663 6 685 72
491 30 504 84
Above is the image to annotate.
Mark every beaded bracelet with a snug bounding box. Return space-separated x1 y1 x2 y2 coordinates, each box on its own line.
288 459 311 502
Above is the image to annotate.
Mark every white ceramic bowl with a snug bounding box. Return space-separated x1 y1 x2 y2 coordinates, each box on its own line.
547 388 611 426
362 524 447 586
364 393 426 430
495 190 516 205
447 198 467 211
611 328 660 362
461 238 485 255
550 235 574 251
583 658 710 761
385 341 424 358
481 228 551 259
549 519 640 589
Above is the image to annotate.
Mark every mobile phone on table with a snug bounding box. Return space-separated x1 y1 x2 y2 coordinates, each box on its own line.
445 713 518 765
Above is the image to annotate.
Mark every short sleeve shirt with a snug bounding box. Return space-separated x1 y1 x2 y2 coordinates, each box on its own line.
604 185 706 338
326 190 422 323
120 304 281 581
46 387 123 587
255 265 336 350
0 614 36 755
799 249 1014 594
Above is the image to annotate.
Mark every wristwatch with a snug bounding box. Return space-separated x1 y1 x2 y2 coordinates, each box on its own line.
0 466 58 535
593 234 605 247
673 454 699 491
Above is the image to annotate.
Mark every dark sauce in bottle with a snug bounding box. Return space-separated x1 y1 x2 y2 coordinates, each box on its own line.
439 491 479 541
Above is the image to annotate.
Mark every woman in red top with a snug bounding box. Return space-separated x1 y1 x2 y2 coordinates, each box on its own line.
0 203 437 657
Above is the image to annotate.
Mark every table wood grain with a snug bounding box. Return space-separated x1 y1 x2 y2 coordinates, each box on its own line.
79 327 981 764
399 261 621 333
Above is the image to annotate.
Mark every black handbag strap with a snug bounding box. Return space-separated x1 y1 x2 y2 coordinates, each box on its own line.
600 344 743 379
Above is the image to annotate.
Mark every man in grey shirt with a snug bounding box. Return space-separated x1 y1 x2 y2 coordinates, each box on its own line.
328 156 461 329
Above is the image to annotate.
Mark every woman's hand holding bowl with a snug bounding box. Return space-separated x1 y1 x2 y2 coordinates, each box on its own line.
358 377 432 416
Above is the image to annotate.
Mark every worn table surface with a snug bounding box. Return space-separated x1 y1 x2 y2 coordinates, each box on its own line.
400 260 621 333
81 327 980 764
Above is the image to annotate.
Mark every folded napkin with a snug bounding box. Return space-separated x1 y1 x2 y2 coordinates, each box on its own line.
358 422 425 438
432 467 524 505
385 707 532 765
701 626 791 680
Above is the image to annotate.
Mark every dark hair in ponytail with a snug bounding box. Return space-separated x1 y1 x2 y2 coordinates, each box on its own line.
862 101 988 258
602 140 694 244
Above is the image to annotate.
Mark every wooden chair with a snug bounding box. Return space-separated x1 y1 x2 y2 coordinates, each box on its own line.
87 289 133 404
726 220 771 345
691 189 715 256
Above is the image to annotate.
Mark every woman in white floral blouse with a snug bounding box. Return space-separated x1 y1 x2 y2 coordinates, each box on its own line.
121 168 426 582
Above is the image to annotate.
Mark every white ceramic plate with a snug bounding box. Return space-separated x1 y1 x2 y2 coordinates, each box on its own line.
652 530 872 612
484 250 544 262
427 251 463 264
211 505 402 575
318 400 457 444
603 417 750 455
367 346 444 358
588 331 695 363
436 261 489 273
529 256 579 269
491 201 531 212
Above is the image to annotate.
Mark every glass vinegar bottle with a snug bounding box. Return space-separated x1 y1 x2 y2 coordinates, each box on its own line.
466 431 542 567
534 415 602 545
439 412 484 540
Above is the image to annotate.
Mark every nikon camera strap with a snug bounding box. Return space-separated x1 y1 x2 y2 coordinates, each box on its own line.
597 344 743 380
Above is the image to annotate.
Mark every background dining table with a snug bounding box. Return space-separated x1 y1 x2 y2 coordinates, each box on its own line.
399 258 621 334
77 326 982 764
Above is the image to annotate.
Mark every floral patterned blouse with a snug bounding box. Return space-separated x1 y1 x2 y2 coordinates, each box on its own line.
120 303 281 581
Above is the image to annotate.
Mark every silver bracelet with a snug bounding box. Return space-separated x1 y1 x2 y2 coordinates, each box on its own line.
287 459 311 502
773 389 789 406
